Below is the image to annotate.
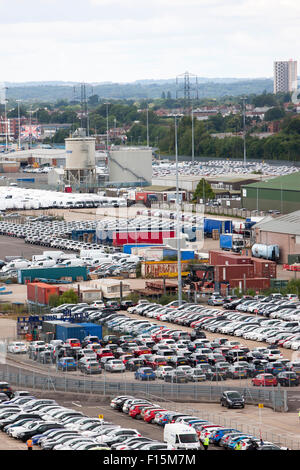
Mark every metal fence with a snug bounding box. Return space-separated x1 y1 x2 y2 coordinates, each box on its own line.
0 366 298 449
0 366 286 409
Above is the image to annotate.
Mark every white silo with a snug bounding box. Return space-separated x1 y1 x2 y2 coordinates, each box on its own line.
64 128 97 192
109 146 152 185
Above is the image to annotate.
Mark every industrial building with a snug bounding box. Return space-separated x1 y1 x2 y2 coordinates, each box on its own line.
254 210 300 264
241 172 300 214
108 146 152 186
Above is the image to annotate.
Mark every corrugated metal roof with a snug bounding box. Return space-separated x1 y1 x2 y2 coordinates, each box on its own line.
243 172 300 191
255 210 300 235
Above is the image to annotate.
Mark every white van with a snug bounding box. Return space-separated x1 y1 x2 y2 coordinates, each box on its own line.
163 423 200 450
2 259 31 272
58 259 86 267
30 259 57 268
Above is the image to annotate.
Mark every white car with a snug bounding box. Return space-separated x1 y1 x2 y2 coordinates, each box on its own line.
156 366 174 379
7 342 27 354
263 349 283 361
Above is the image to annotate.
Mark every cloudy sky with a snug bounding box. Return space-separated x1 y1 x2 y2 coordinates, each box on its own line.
0 0 299 83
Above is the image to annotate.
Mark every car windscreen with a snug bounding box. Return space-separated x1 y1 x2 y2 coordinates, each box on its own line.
227 392 242 399
179 434 198 443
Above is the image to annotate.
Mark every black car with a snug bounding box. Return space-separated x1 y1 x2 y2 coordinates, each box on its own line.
19 422 65 442
220 391 245 409
125 358 145 371
225 349 247 364
277 371 299 387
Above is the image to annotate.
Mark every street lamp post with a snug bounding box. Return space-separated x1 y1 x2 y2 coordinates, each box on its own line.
191 107 194 163
175 116 182 306
16 100 21 150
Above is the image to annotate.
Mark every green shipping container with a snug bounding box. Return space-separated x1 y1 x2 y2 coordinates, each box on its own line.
18 266 88 284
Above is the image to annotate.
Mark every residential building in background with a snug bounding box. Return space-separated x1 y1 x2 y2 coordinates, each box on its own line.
274 59 298 94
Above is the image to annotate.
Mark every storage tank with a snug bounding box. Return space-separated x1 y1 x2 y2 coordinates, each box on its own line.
65 134 96 170
64 129 97 192
251 243 280 261
109 147 152 184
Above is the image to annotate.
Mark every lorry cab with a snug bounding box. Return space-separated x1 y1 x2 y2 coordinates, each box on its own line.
163 423 200 450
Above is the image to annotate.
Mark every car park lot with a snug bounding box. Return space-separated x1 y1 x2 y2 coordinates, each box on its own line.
5 297 300 393
0 384 295 450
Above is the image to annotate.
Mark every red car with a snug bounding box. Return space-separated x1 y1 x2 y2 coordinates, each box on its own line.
96 348 114 359
129 403 154 419
252 373 277 387
65 338 81 348
119 354 134 365
146 356 167 370
152 331 172 343
133 346 152 357
144 408 167 423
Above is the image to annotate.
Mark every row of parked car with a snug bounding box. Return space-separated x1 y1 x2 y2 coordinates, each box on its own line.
127 297 300 352
43 301 299 387
0 389 171 450
110 395 287 450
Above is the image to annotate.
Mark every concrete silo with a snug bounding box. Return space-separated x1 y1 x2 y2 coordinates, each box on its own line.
109 147 152 186
64 128 97 192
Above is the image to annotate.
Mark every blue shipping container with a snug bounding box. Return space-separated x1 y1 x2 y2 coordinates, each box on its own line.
55 323 87 342
204 218 232 235
55 322 102 342
123 244 163 254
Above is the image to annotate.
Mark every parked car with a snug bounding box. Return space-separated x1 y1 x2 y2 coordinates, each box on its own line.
220 391 245 409
252 374 277 387
276 371 299 387
134 368 156 381
57 357 77 371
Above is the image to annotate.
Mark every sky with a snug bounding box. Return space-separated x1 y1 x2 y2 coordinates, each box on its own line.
0 0 299 83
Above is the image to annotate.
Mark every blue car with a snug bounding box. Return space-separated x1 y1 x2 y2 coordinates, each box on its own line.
134 367 156 381
211 428 239 445
57 357 77 371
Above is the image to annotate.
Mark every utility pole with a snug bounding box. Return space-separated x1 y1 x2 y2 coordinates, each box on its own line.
175 116 182 306
191 107 194 163
242 97 247 167
105 102 110 152
16 100 21 149
146 105 149 147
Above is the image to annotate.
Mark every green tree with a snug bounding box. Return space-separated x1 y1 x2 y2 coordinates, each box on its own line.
264 107 285 122
192 178 215 202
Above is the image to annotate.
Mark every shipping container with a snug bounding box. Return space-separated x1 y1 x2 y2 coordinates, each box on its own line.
204 219 233 236
230 277 270 291
253 259 277 279
18 266 88 284
77 323 102 339
214 264 254 282
27 282 60 305
55 323 87 342
123 244 162 254
141 260 191 278
209 250 250 266
113 231 175 246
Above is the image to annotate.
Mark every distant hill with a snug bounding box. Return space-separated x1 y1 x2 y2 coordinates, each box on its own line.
5 78 274 102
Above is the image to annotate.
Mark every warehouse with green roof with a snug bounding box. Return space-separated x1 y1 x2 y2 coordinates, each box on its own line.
241 172 300 214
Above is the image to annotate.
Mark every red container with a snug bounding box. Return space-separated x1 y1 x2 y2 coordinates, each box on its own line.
252 259 277 279
230 277 270 291
113 230 175 246
214 264 254 282
27 282 60 305
209 250 251 266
